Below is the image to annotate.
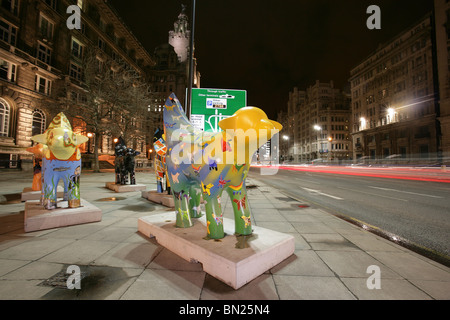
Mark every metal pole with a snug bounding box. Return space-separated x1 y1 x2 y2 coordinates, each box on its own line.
187 0 196 120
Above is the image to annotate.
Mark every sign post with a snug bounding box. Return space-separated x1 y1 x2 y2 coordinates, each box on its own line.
190 88 247 132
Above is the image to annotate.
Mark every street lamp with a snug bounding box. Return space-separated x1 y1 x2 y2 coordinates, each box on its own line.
87 132 93 154
314 125 322 159
328 136 333 161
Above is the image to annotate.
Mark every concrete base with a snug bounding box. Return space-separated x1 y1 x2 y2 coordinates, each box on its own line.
105 182 146 193
142 190 174 208
138 211 295 290
24 199 102 233
21 186 64 202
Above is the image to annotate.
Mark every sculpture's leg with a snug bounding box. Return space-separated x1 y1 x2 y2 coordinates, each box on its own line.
130 170 136 185
43 175 59 210
174 191 193 228
227 186 252 236
204 194 224 239
62 178 68 201
189 185 202 218
67 177 81 209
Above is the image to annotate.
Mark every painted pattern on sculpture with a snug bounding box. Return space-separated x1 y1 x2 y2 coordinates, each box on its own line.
163 93 282 239
31 113 88 210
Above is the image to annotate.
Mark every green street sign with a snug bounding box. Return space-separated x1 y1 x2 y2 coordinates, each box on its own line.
190 88 247 132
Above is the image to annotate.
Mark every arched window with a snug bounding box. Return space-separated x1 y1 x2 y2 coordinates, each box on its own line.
32 109 46 136
0 98 10 137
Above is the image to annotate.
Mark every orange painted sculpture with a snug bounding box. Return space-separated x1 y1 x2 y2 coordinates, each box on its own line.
26 143 46 191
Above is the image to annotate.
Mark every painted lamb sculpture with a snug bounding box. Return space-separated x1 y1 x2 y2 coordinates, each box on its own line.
31 113 88 209
163 93 282 239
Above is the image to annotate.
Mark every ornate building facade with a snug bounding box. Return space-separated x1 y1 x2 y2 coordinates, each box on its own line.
146 5 201 155
349 14 440 161
285 81 352 163
0 0 156 169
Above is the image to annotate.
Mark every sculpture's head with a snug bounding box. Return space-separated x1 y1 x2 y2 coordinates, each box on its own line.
31 113 88 160
219 107 282 147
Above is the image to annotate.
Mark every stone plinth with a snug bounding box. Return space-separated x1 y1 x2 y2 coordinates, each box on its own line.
21 186 64 202
142 190 174 208
24 199 102 233
138 211 295 290
105 182 146 193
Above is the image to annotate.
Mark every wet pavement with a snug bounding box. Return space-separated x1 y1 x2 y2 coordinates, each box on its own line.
0 169 449 300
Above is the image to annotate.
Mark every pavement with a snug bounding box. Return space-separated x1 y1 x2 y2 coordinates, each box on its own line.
0 169 449 300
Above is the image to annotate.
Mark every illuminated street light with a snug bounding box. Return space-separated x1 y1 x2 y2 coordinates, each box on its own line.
283 135 289 141
360 117 367 130
86 132 93 154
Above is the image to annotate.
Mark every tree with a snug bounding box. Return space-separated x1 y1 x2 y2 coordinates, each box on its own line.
47 46 156 172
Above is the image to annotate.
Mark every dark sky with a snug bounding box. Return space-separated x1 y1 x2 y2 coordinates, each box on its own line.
108 0 433 119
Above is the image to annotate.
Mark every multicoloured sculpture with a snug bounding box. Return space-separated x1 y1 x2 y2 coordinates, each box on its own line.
153 128 170 194
114 137 140 185
163 93 282 239
26 143 46 191
31 113 88 209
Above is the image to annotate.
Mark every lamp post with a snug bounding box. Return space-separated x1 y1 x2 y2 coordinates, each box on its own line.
282 135 289 161
87 132 93 154
313 125 322 160
328 136 333 162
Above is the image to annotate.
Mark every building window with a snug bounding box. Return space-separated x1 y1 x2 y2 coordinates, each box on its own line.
1 0 19 15
0 98 10 137
98 37 105 50
35 75 52 95
69 63 82 81
37 42 52 64
0 58 16 82
44 0 57 10
39 14 54 40
71 37 84 59
0 19 17 46
32 109 46 136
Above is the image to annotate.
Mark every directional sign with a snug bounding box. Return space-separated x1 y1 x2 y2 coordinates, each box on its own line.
190 88 247 132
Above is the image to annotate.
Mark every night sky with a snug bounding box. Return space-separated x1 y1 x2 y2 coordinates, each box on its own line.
108 0 433 119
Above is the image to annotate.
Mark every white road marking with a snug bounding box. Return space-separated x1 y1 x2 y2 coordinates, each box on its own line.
368 186 443 199
301 187 343 200
338 186 408 202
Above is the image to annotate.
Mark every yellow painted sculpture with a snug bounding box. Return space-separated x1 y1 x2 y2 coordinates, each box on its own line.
31 113 88 209
164 93 282 239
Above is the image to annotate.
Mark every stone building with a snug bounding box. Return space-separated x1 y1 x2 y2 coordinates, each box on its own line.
286 81 352 163
0 0 156 170
147 4 201 150
349 14 439 161
434 0 450 156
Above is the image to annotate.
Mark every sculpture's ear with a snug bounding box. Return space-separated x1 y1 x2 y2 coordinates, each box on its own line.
31 133 47 145
75 134 89 146
219 116 237 131
270 120 283 132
